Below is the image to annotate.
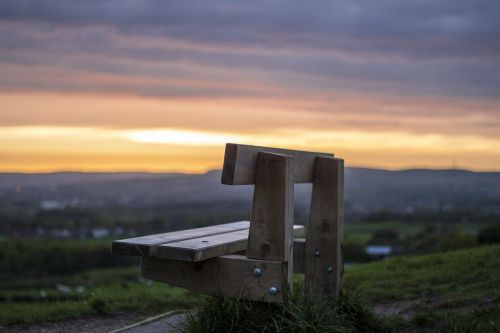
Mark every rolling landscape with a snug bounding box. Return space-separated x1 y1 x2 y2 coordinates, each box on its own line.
1 168 499 331
1 0 499 331
2 168 500 230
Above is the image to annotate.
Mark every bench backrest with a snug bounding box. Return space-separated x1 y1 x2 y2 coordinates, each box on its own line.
221 143 333 185
113 142 344 302
222 143 344 299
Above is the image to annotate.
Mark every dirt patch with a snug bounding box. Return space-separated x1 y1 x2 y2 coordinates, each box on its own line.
0 314 142 333
118 313 187 333
373 300 419 319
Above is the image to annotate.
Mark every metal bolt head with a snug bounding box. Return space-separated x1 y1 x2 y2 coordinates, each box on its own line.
326 266 333 273
314 250 321 257
268 286 279 295
253 267 262 277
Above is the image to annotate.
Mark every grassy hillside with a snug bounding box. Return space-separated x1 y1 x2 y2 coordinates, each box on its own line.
184 244 500 332
0 267 200 325
2 245 499 331
344 244 500 332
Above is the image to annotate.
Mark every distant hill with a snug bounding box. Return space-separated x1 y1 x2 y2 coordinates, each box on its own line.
1 168 499 218
345 168 500 216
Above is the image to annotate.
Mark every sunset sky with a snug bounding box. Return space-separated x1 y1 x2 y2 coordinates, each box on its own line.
1 1 499 172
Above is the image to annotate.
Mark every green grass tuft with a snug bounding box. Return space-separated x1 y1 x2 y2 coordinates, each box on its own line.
180 285 388 333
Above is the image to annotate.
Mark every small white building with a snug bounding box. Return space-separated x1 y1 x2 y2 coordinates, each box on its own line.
365 245 393 259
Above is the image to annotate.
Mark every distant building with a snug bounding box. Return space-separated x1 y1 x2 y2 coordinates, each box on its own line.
91 228 110 238
366 245 393 259
365 245 407 259
39 200 66 210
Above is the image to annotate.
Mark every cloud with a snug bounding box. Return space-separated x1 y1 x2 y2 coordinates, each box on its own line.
0 1 499 140
0 20 499 100
1 1 499 98
2 125 500 172
1 92 499 140
1 1 499 57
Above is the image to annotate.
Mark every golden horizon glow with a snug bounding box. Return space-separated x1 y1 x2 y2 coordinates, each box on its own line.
1 123 500 172
2 4 500 174
126 129 244 146
1 90 499 173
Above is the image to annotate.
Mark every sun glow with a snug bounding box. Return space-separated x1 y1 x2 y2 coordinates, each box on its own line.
126 129 245 146
1 124 500 172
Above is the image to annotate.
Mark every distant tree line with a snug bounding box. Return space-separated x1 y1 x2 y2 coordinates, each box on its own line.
359 210 500 224
0 240 137 277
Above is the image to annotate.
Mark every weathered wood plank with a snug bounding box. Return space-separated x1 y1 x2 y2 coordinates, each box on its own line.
221 143 333 185
247 152 294 263
246 152 294 301
141 255 289 303
156 225 304 262
156 229 249 262
194 240 306 270
111 221 250 257
305 157 344 298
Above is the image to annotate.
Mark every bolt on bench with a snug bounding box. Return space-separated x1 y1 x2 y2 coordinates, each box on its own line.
112 143 344 303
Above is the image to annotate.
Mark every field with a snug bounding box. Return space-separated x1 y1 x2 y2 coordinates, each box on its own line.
344 220 484 244
1 220 498 331
183 244 500 332
0 266 199 325
344 244 500 332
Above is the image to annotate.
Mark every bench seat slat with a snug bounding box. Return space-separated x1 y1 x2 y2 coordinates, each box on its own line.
112 221 250 257
155 225 304 262
155 229 249 261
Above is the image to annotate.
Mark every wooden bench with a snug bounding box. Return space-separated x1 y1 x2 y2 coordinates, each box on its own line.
112 143 344 303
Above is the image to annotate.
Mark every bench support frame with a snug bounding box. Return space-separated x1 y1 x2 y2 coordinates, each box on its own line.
305 157 344 298
117 143 344 303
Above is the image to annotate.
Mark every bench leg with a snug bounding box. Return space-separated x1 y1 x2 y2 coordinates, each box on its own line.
305 157 344 298
246 152 294 302
142 152 295 304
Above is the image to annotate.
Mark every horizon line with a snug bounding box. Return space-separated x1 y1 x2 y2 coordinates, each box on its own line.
1 166 499 175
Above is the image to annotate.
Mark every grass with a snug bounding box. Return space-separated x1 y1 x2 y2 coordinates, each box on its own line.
343 244 500 305
1 243 499 331
344 221 426 244
181 286 388 333
343 221 488 245
343 244 500 332
182 244 500 332
0 266 200 325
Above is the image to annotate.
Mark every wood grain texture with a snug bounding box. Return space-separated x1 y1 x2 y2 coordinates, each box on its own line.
111 221 250 257
236 237 304 274
245 152 295 300
141 255 289 303
305 157 344 298
156 225 304 262
246 152 294 264
221 143 333 185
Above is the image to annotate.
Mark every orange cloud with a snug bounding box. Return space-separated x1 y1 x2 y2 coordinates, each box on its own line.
1 91 499 136
1 125 499 172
